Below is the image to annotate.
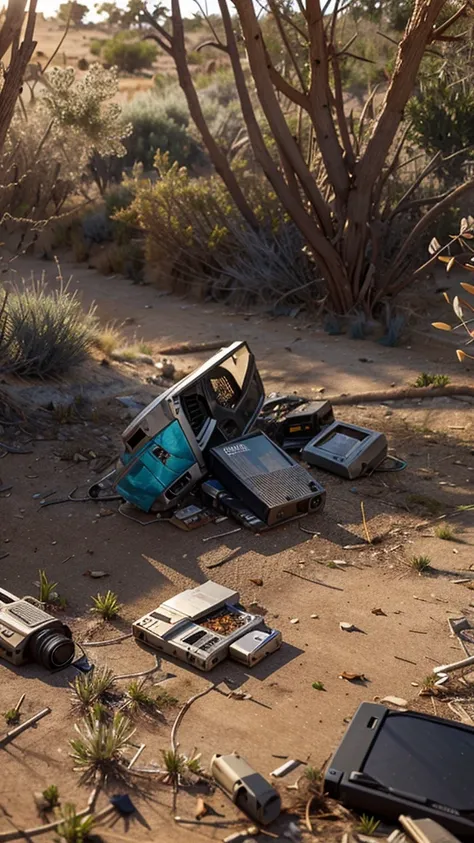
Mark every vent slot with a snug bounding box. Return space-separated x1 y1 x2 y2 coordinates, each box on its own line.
210 374 241 409
182 394 209 436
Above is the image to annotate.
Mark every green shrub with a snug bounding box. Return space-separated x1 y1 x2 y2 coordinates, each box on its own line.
119 153 312 305
90 38 105 56
102 33 158 73
1 277 96 377
407 82 474 181
121 90 205 171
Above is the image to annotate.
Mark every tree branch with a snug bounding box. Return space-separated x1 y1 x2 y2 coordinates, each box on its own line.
306 0 350 202
268 0 308 93
196 39 228 52
218 0 353 312
233 0 336 237
384 177 474 295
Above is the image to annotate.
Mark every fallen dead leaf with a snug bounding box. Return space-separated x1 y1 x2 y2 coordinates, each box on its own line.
339 672 367 682
98 508 115 518
250 578 263 586
371 607 386 616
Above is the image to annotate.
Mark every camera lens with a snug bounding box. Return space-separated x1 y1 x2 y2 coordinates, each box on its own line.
28 625 74 670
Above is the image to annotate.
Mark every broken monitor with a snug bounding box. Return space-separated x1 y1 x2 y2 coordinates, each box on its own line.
112 342 265 512
302 421 387 479
133 581 282 671
325 702 474 839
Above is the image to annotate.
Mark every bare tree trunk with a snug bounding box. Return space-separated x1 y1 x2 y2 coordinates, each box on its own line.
0 0 38 152
342 0 447 293
144 1 259 231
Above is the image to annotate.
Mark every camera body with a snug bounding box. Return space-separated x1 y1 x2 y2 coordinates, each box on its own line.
0 587 74 670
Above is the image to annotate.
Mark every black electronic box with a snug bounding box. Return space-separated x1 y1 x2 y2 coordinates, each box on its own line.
208 431 326 527
302 421 387 479
281 400 334 450
325 702 474 839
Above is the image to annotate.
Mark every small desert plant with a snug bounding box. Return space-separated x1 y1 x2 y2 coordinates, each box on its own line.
89 322 123 356
4 708 20 726
90 590 122 620
4 277 96 378
410 554 432 573
312 681 325 691
70 712 135 781
154 688 178 708
70 667 115 713
162 748 202 780
304 766 323 788
358 814 380 835
124 678 157 714
435 523 457 541
421 673 438 693
54 802 95 842
43 784 60 809
38 569 59 605
413 372 450 388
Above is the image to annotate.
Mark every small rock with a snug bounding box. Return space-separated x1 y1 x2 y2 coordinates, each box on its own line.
371 607 386 616
340 622 356 632
310 613 319 619
290 618 299 624
250 577 263 586
381 695 408 707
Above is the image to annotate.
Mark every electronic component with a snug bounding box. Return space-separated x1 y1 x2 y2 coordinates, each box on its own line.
132 581 282 672
399 816 462 843
0 587 74 671
302 421 388 479
208 432 326 527
280 400 334 450
112 342 264 512
229 627 282 666
210 753 281 825
324 702 474 838
201 478 268 533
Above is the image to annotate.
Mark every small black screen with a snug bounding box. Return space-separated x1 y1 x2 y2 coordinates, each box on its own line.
363 713 474 810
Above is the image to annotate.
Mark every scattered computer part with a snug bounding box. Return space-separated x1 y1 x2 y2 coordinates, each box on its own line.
399 816 461 843
0 587 75 670
211 753 281 825
280 400 334 450
228 626 282 666
208 432 326 527
112 342 265 512
132 581 282 672
325 702 474 838
302 421 388 479
201 478 269 533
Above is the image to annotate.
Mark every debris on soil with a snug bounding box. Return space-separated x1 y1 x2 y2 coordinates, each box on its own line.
194 797 211 820
381 696 408 707
290 618 299 624
83 570 110 578
339 672 367 682
250 578 263 586
371 608 386 616
340 622 357 632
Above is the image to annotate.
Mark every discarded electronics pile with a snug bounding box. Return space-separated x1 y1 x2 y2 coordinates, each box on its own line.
92 340 394 527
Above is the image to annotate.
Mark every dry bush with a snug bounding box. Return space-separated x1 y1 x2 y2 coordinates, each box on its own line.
0 274 96 377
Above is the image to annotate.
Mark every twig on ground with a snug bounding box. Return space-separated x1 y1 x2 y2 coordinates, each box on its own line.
157 341 227 355
330 384 474 405
170 685 216 752
0 708 50 747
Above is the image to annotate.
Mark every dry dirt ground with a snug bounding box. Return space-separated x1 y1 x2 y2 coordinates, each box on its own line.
0 258 473 842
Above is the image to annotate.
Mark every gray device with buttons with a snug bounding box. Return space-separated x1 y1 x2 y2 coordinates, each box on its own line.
302 420 388 479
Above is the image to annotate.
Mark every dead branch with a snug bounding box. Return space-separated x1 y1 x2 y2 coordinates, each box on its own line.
330 384 474 406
